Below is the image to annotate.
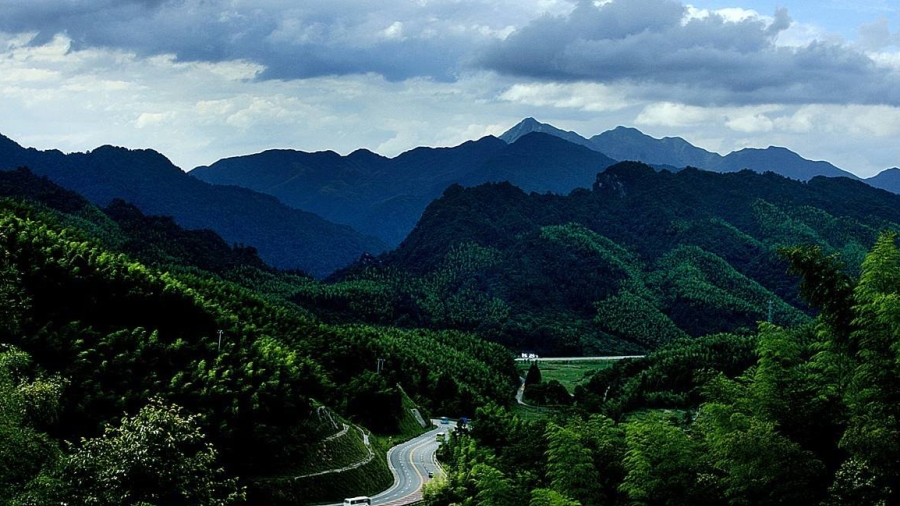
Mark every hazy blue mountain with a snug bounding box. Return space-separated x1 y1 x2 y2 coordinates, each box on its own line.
0 133 385 276
719 146 859 181
864 168 900 194
191 133 615 246
589 126 723 169
498 116 595 149
461 132 617 193
501 118 863 183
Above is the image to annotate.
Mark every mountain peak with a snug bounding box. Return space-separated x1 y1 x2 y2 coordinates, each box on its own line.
865 167 900 194
499 118 594 148
608 126 644 135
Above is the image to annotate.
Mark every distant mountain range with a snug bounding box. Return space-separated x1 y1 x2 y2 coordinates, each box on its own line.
503 118 860 181
190 118 897 250
2 119 897 276
0 134 385 277
867 167 900 194
190 132 617 246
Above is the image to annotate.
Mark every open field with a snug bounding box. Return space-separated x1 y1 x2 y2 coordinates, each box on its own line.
516 359 623 394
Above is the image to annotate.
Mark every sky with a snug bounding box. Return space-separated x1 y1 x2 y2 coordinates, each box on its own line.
1 0 899 178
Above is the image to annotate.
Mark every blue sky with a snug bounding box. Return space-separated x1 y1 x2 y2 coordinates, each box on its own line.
1 0 898 177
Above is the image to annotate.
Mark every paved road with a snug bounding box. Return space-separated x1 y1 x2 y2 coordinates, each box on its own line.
318 420 451 506
369 422 445 505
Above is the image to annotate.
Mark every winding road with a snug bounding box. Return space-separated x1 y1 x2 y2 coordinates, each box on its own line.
326 420 451 506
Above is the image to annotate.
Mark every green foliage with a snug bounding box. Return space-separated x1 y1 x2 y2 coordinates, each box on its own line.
24 397 244 506
529 488 581 506
524 380 573 407
698 401 826 506
0 195 520 504
577 333 757 416
545 422 600 504
525 362 542 386
841 232 900 480
595 291 687 349
438 230 900 506
0 346 62 505
337 161 900 357
620 414 711 506
250 425 393 506
648 245 808 336
780 244 856 347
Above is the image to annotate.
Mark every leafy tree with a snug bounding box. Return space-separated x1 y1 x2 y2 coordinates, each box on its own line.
525 362 542 386
620 414 712 506
822 457 891 506
23 397 244 506
0 346 62 505
840 232 900 496
698 401 825 506
545 422 600 505
471 462 520 506
471 402 514 449
779 244 856 352
530 488 581 506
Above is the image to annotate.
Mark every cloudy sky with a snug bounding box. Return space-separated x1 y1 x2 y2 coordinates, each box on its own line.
1 0 898 177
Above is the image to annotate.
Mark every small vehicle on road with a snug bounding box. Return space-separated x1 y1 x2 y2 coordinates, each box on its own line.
343 496 371 506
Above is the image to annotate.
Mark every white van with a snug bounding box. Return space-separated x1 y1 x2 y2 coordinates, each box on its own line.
343 496 371 506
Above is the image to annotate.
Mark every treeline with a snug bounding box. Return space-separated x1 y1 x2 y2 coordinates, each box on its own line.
425 232 900 506
0 181 518 505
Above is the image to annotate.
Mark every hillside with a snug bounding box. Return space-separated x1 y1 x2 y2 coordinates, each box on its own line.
0 172 518 505
0 134 385 277
312 162 900 356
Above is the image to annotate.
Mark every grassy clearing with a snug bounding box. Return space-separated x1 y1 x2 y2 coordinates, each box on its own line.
516 360 617 393
510 402 553 422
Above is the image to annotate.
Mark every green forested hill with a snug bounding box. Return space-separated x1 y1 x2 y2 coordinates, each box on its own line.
0 171 518 505
426 232 900 506
309 162 900 355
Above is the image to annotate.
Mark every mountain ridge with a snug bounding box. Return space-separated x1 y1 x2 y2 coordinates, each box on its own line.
499 118 862 182
313 160 900 355
0 134 385 277
190 132 617 246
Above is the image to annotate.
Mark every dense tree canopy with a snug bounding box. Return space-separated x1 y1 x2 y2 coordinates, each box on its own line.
426 232 900 506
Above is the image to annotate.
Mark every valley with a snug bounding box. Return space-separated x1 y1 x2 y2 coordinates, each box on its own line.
2 123 900 505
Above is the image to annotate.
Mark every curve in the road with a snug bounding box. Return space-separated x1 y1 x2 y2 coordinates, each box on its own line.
322 420 451 506
372 423 447 505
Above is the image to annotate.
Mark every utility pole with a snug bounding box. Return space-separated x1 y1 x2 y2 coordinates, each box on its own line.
217 329 224 353
376 357 385 374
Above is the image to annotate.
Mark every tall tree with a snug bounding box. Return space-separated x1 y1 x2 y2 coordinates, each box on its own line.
545 422 600 505
840 232 900 501
21 397 244 506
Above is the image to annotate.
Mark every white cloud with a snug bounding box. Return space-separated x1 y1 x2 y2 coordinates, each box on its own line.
1 0 899 180
499 82 633 112
684 5 761 24
635 102 720 127
135 111 176 128
381 21 405 40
